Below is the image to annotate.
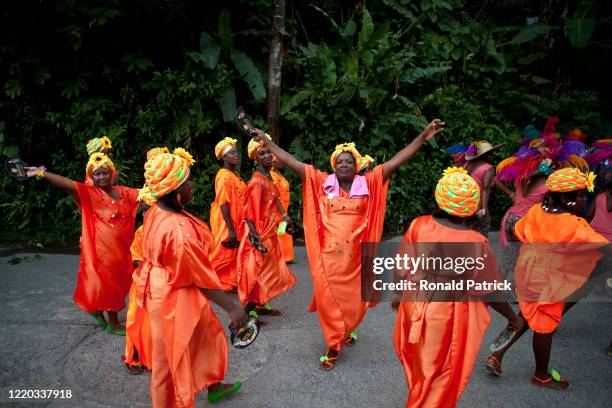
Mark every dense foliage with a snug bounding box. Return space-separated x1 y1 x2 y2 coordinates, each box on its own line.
1 0 611 244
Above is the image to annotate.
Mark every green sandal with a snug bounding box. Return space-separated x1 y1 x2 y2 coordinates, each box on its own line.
532 369 569 390
345 332 357 347
208 381 241 404
106 324 126 336
89 312 107 329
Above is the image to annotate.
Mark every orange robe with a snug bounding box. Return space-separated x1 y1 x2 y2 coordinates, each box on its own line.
210 168 247 288
393 215 493 408
237 172 296 305
73 182 139 312
124 225 152 369
271 168 295 262
514 204 608 333
135 205 228 408
302 164 388 351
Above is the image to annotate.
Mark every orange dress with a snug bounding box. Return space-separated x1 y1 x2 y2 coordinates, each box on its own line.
134 204 228 408
271 168 295 262
302 164 388 351
73 182 139 312
210 168 247 288
393 215 493 408
237 172 296 306
514 204 608 333
124 226 152 369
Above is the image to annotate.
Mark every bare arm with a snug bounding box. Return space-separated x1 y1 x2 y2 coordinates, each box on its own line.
382 119 445 180
479 167 495 213
220 203 237 240
493 176 515 200
245 219 259 239
25 166 77 192
253 129 306 181
585 196 596 222
200 288 248 328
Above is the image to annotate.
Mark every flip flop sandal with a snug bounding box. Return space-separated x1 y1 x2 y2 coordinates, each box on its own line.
235 106 256 137
485 355 502 377
344 332 357 347
490 326 518 352
248 310 266 326
532 369 569 390
208 381 242 404
248 234 268 253
319 353 339 371
255 304 281 316
106 325 126 336
5 158 29 181
89 312 108 330
287 259 300 264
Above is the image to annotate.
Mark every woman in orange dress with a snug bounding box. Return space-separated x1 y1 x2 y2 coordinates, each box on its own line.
270 158 295 263
123 147 169 373
136 148 248 407
210 137 247 289
392 167 523 408
487 167 608 389
84 136 114 185
236 138 297 318
26 153 138 334
251 119 444 369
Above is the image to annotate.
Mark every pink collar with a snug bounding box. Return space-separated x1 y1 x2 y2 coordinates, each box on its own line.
322 174 369 198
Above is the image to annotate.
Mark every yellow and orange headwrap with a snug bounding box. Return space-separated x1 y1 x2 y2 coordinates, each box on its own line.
146 146 169 161
138 148 196 204
86 136 112 155
86 152 116 177
330 142 362 170
545 167 596 193
215 137 238 160
247 134 271 160
435 167 480 217
358 154 374 172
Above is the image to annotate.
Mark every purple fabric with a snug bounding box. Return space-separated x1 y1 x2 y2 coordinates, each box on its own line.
322 173 369 198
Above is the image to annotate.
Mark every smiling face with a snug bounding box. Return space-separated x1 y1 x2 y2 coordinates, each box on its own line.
92 166 113 189
223 147 240 167
256 146 274 169
334 152 356 182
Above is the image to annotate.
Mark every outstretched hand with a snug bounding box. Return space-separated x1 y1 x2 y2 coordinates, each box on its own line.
420 119 445 141
24 166 42 178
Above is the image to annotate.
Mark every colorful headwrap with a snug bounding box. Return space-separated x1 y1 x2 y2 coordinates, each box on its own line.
146 147 169 161
330 142 362 170
137 148 195 203
215 137 238 160
435 167 480 217
445 140 499 165
86 136 112 155
586 139 612 168
247 134 271 160
545 167 596 193
86 152 116 178
358 154 375 172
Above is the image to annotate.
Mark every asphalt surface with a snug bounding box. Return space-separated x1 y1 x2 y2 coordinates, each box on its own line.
0 234 611 407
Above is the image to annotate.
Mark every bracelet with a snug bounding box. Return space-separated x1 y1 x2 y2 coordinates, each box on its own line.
36 166 46 180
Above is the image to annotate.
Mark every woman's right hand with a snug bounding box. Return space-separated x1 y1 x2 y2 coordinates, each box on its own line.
24 166 42 178
228 306 249 331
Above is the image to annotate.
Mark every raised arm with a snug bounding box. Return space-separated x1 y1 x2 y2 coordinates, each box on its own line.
25 166 77 192
253 129 306 181
382 119 445 180
493 177 515 201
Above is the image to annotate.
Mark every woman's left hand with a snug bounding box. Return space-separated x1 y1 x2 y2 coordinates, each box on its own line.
421 119 445 141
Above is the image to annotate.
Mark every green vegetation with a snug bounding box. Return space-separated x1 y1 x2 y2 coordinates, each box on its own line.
1 0 610 243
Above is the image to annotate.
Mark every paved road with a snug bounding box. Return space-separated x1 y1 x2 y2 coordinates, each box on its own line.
1 238 611 407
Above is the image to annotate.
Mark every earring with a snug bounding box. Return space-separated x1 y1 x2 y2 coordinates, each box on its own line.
567 201 576 206
176 192 182 206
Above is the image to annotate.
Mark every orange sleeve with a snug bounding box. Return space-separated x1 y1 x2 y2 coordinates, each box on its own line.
130 226 144 261
244 179 265 225
215 173 234 206
162 222 223 290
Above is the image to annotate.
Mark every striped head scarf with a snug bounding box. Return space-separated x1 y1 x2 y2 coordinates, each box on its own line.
146 147 170 161
86 136 112 155
546 167 596 193
138 148 195 204
435 167 480 217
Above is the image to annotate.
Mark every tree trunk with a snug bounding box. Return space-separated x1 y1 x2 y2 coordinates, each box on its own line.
266 0 285 143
